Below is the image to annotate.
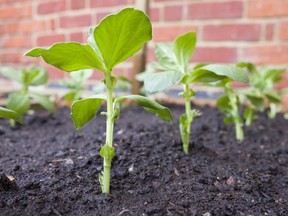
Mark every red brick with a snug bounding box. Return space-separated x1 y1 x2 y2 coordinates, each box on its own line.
0 6 31 19
38 0 66 15
279 21 288 40
149 8 160 22
265 23 274 41
247 0 288 18
37 34 66 47
188 1 243 20
70 32 84 43
243 45 288 64
60 14 91 28
2 36 31 48
45 65 66 80
153 25 198 42
0 52 21 63
202 24 261 41
71 0 85 10
2 22 18 33
18 20 48 33
164 5 182 21
192 47 238 63
91 70 104 80
90 0 127 7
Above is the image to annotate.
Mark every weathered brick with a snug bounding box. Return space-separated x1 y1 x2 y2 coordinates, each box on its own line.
90 0 127 7
71 0 85 10
279 21 288 40
164 5 182 21
153 25 198 42
149 8 160 22
45 65 66 79
38 0 66 15
202 24 261 41
188 1 243 20
0 6 31 19
18 20 48 33
60 14 91 28
37 34 66 47
0 52 21 63
2 36 31 48
193 47 238 63
70 32 84 43
247 0 288 17
243 45 288 64
265 23 274 41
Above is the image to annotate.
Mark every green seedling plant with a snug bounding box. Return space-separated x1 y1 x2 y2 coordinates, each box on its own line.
0 67 55 126
141 32 248 153
60 69 93 103
237 62 288 124
216 79 245 141
25 8 173 193
0 106 23 124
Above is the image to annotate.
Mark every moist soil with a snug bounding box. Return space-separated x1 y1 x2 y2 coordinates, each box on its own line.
0 104 287 216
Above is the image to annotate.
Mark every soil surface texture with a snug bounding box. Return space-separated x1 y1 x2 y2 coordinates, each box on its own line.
0 104 287 216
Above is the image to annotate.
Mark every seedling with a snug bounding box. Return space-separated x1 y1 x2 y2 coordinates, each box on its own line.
60 69 93 103
0 67 55 126
237 62 287 124
0 106 23 124
141 32 248 153
25 8 173 193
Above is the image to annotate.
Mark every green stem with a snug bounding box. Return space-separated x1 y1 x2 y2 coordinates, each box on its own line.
102 73 115 193
183 84 191 154
235 119 244 141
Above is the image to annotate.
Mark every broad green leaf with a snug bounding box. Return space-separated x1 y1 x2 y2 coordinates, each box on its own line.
71 94 106 129
0 106 23 124
29 93 55 113
154 43 178 71
99 145 115 159
90 8 152 70
263 68 286 83
115 95 173 122
188 69 228 83
144 71 184 93
6 92 30 115
190 64 248 83
29 67 48 86
179 114 189 154
0 67 21 83
173 32 197 69
265 92 282 103
245 94 265 111
25 42 104 72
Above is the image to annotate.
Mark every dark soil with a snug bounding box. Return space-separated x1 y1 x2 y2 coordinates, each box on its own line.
0 104 288 216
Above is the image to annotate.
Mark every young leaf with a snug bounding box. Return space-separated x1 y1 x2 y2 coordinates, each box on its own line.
0 67 22 83
265 92 282 103
0 107 23 124
29 68 48 86
190 64 248 84
173 32 197 69
154 43 178 71
25 43 104 72
115 95 173 122
144 71 184 93
99 145 115 159
6 92 30 115
71 95 106 129
90 8 152 70
216 95 230 114
29 93 56 113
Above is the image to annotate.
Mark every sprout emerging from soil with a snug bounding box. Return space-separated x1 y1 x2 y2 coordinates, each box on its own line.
25 8 173 193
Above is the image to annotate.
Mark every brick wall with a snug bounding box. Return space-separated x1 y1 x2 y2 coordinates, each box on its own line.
0 0 288 83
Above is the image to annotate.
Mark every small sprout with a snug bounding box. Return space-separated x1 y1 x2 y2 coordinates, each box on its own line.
0 67 55 126
25 8 173 193
141 32 248 153
60 69 93 103
237 62 287 122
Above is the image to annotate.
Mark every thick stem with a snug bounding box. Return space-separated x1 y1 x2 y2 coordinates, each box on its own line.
101 74 115 193
235 119 244 141
183 84 191 154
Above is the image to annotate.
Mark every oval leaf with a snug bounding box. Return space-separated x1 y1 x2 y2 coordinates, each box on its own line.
6 92 30 115
115 95 173 122
144 71 184 93
99 145 115 159
173 32 197 69
25 42 104 72
0 106 23 123
90 8 152 70
71 95 106 129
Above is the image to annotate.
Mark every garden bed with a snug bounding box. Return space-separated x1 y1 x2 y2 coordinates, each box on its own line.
0 104 287 215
